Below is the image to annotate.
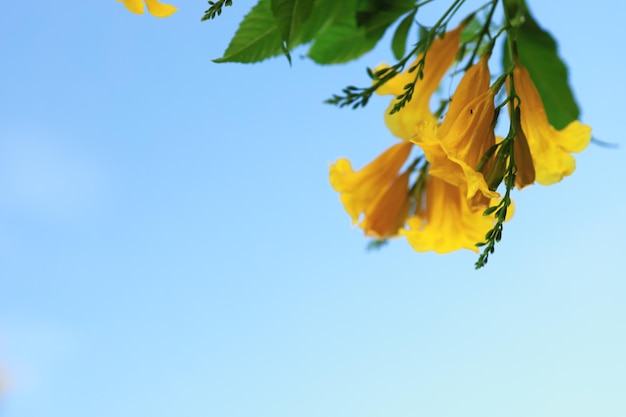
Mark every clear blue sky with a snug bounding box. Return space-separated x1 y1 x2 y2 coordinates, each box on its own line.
1 1 625 416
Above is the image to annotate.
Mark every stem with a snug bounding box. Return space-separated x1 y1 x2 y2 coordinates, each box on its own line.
465 0 499 69
474 1 522 269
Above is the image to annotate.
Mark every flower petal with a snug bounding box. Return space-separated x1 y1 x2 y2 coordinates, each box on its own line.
119 0 145 14
402 176 497 253
411 58 500 205
377 25 464 139
514 63 591 185
360 169 412 238
144 0 177 17
329 141 413 224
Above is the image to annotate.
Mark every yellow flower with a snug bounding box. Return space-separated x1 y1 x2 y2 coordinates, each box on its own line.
513 62 591 185
411 56 500 205
329 141 413 238
402 175 498 253
117 0 177 17
376 25 464 139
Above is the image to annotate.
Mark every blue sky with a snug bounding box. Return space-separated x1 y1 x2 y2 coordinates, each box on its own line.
1 1 625 416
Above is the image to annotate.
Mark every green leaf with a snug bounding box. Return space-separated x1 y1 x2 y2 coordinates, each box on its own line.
391 9 415 60
308 22 379 64
308 0 413 64
356 0 415 28
214 0 284 64
515 6 580 129
290 0 345 46
270 0 315 48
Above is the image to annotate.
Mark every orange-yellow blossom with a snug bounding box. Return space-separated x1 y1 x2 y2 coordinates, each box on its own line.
513 62 591 185
329 141 413 239
402 176 497 253
117 0 177 17
376 25 464 139
411 56 499 206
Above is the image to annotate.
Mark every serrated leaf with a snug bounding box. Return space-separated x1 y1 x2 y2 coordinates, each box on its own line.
515 7 580 129
391 9 415 60
214 0 284 64
270 0 315 48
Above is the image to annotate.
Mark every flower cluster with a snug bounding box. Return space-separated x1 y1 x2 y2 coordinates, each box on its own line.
117 0 177 17
329 23 591 264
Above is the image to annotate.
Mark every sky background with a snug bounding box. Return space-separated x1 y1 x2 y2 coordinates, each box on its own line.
1 1 625 416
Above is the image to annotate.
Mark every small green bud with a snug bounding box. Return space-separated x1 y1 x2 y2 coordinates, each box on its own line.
484 153 508 191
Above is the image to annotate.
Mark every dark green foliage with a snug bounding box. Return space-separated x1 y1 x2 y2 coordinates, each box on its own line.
214 0 416 64
309 0 416 64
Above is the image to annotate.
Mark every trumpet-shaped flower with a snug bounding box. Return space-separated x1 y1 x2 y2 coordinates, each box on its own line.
411 56 499 205
117 0 177 17
376 25 464 139
402 175 497 253
513 62 591 185
329 141 413 238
